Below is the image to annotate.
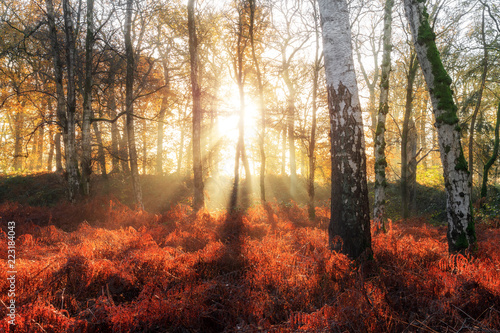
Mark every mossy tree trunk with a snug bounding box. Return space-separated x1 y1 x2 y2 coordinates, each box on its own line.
318 0 372 260
373 0 394 231
404 0 475 253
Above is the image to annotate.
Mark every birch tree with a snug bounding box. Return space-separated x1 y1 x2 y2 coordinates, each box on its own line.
404 0 475 253
318 0 371 259
373 0 394 231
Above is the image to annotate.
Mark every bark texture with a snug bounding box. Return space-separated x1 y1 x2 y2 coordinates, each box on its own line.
373 0 394 230
188 0 205 211
318 0 371 259
62 0 80 202
404 0 475 253
401 55 418 219
81 0 95 195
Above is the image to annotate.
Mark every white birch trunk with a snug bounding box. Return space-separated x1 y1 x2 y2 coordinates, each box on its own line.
404 0 475 253
318 0 371 259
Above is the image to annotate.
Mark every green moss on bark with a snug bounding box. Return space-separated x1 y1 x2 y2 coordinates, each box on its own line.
417 7 458 126
455 148 468 172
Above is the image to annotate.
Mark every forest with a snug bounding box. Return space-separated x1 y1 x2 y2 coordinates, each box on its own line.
0 0 499 331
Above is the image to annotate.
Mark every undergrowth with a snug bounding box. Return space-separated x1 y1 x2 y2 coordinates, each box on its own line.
0 200 499 332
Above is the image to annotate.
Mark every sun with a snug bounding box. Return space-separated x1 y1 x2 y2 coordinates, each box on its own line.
215 93 260 176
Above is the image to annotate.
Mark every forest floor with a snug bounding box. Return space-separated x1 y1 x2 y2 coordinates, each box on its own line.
0 173 500 332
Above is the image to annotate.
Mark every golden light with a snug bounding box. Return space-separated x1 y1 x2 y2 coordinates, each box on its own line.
216 91 260 176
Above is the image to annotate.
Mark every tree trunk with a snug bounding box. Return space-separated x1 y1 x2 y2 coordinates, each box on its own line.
119 126 130 174
142 118 147 175
107 66 120 173
93 109 106 177
45 0 67 176
281 126 286 175
249 0 266 203
188 0 204 211
81 0 95 195
318 0 372 259
308 0 321 220
282 62 297 198
401 54 418 219
404 0 475 253
63 0 80 202
47 98 55 171
13 111 24 171
45 0 67 151
156 60 170 175
481 101 500 198
373 0 394 231
125 0 143 208
177 105 187 175
468 9 488 192
55 132 63 172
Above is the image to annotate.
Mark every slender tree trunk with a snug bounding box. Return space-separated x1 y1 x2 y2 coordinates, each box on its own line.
156 61 169 175
37 97 45 170
281 126 286 175
142 118 147 175
13 112 24 171
105 65 120 173
93 109 106 177
282 63 297 197
63 0 80 202
408 117 418 214
318 0 372 259
188 0 204 211
125 0 143 208
119 126 130 174
81 0 95 195
55 132 63 172
373 0 394 230
419 97 428 168
308 0 321 220
468 10 488 192
249 0 266 203
47 98 55 171
29 130 38 171
177 105 187 175
404 0 475 253
481 101 500 198
45 0 67 175
401 54 418 219
38 126 45 169
45 0 67 143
